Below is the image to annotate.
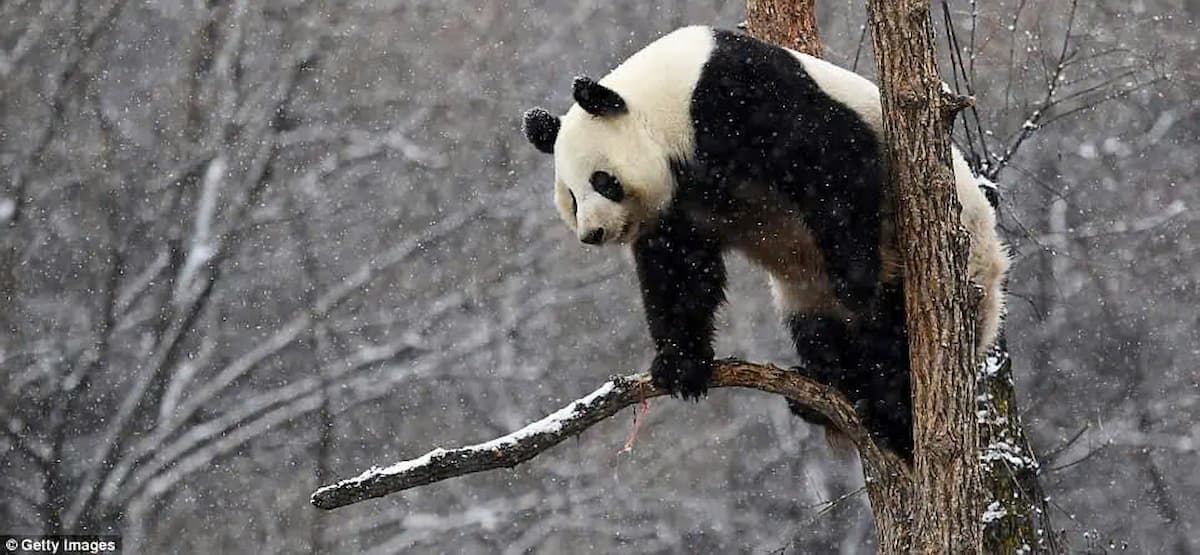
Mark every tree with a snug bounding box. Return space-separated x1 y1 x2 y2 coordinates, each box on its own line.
865 0 983 549
0 2 488 550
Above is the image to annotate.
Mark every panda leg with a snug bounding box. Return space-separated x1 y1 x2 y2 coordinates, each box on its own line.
787 313 853 383
784 313 855 426
854 282 913 457
769 273 857 423
779 279 913 457
803 177 882 315
632 214 726 400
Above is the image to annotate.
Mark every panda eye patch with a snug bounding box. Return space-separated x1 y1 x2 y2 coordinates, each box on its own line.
590 171 625 202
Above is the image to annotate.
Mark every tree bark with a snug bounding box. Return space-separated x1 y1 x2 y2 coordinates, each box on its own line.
745 0 822 56
865 0 981 552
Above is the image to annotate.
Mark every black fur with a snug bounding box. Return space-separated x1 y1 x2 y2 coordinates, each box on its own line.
852 283 912 455
522 108 559 154
637 30 912 454
590 171 625 202
573 76 627 116
689 31 884 314
788 314 854 370
785 286 913 454
633 210 726 400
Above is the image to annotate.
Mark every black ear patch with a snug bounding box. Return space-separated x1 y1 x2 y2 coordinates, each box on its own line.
522 108 560 154
573 76 627 116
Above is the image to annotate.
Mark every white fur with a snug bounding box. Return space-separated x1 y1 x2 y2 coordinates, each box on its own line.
552 26 714 244
794 53 886 132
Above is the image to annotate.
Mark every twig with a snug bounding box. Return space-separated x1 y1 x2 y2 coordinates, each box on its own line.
852 21 869 72
941 1 989 169
813 485 869 518
311 359 900 511
986 0 1078 180
619 397 650 454
1044 423 1090 464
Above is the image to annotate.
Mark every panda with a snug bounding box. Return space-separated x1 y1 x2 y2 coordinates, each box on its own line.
521 26 1008 456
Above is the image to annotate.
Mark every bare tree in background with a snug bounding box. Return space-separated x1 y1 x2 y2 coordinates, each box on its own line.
0 1 494 550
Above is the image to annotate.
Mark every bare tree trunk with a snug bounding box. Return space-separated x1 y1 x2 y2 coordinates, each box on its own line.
864 0 981 551
745 0 822 56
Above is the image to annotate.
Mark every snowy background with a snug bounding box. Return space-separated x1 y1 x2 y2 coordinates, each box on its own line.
1 0 1196 553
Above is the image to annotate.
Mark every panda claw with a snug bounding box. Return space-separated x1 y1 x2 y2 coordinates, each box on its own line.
650 353 713 400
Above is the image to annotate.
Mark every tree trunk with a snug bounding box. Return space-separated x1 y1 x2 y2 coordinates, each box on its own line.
745 0 822 56
865 0 982 551
979 346 1060 553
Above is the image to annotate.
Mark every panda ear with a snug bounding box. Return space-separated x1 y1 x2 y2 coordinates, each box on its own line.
572 76 627 116
522 108 560 154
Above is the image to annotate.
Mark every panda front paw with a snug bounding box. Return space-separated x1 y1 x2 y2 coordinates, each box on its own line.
650 352 713 400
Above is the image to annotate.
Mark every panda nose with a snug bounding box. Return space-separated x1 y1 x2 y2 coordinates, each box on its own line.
581 228 605 245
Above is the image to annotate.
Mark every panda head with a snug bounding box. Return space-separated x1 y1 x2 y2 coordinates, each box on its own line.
523 76 675 246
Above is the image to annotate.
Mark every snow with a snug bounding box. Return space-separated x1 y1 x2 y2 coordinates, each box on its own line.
982 500 1008 524
315 380 619 494
0 196 14 224
8 3 1198 552
980 354 1005 378
376 448 449 478
980 440 1037 469
471 380 616 452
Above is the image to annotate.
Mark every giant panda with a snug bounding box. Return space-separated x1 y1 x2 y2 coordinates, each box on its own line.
521 26 1008 456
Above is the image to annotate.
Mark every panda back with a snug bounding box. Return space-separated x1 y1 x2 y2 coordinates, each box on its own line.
689 30 885 188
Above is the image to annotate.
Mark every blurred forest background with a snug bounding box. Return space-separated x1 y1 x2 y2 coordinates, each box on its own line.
1 0 1197 553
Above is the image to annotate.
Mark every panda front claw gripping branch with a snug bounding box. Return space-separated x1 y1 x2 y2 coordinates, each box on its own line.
310 359 906 511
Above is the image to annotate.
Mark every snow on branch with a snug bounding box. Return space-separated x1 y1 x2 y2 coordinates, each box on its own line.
311 359 898 511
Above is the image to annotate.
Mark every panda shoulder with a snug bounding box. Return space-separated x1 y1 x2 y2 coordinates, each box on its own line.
788 53 885 133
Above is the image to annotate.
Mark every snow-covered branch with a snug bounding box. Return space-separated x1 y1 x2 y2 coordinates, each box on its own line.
311 359 900 511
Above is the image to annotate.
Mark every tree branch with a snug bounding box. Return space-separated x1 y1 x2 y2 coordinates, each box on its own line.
311 359 902 511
